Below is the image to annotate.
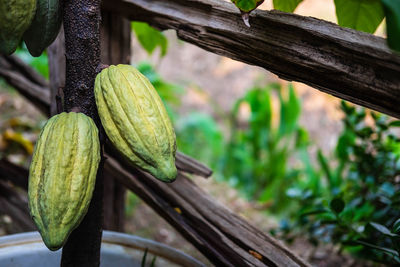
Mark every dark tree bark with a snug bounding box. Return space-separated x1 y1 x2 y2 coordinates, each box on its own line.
99 10 131 232
61 1 103 266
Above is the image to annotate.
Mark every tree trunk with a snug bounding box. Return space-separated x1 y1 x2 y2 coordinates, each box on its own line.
60 0 103 266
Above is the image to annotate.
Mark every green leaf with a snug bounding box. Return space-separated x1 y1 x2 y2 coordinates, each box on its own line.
389 120 400 127
370 222 399 237
273 0 303 12
141 248 148 267
132 22 168 56
334 0 385 33
330 197 345 214
393 218 400 233
382 0 400 52
355 240 400 257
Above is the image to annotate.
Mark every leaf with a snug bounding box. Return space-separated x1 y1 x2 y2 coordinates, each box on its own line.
334 0 385 33
278 84 301 137
317 149 334 186
355 240 400 257
370 222 399 237
141 248 148 267
330 197 345 214
150 256 157 267
393 218 400 233
389 120 400 127
381 0 400 52
273 0 303 12
132 22 168 56
301 208 330 216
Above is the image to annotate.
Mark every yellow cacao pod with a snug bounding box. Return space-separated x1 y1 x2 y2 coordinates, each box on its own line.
0 0 36 55
28 112 100 251
94 64 177 182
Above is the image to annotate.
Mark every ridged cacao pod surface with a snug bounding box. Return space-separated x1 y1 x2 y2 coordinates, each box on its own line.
23 0 62 57
95 64 177 182
0 0 36 55
28 112 100 251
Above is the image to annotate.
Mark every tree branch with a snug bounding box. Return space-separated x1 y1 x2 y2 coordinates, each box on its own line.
103 0 400 119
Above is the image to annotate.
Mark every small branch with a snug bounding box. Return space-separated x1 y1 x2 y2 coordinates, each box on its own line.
176 151 212 177
3 55 48 87
0 62 49 115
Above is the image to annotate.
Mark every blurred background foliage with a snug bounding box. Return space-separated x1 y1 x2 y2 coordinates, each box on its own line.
0 16 399 266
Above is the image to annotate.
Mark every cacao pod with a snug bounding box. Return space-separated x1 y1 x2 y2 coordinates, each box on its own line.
28 112 100 251
23 0 62 57
94 64 177 182
0 0 36 55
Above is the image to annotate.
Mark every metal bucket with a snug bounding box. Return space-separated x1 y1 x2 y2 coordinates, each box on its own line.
0 231 205 267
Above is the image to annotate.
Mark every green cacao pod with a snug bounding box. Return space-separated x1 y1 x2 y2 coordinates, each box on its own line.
28 112 100 251
0 0 36 55
95 64 177 182
23 0 62 57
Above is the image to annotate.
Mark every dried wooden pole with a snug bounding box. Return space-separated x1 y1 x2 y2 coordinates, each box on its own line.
103 0 400 119
61 0 103 266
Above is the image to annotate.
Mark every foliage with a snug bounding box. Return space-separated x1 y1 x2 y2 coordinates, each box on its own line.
277 102 400 265
382 0 400 53
334 0 385 33
141 248 157 267
131 22 168 57
231 0 264 12
218 83 308 212
273 0 303 13
176 112 224 170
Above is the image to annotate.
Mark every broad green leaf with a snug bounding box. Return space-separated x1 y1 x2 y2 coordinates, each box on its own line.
370 222 399 237
389 120 400 127
273 0 303 12
355 240 400 257
330 197 345 214
382 0 400 52
334 0 385 33
131 22 168 56
393 218 400 233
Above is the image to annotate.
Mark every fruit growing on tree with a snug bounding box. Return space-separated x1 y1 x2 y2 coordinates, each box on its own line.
23 0 62 57
0 0 37 55
95 64 177 182
28 112 100 251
